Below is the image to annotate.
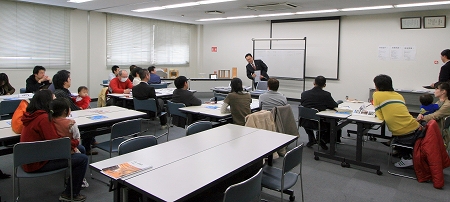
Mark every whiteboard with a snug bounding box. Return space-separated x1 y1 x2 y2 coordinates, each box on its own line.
254 49 305 80
271 18 340 79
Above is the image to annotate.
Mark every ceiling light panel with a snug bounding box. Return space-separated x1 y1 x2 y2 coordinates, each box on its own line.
395 1 450 8
340 5 393 11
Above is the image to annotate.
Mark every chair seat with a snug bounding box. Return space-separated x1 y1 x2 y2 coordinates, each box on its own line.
95 137 127 153
16 166 67 178
262 165 298 191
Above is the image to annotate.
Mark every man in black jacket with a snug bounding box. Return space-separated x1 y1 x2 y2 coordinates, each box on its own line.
25 66 52 93
245 53 269 88
431 49 450 88
132 69 167 126
300 76 341 149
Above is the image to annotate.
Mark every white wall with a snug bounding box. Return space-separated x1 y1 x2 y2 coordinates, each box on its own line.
202 10 450 100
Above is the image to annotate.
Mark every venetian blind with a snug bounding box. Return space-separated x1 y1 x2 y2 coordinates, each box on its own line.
107 14 191 67
0 1 70 69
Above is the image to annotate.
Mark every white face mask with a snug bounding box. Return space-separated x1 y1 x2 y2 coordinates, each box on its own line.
120 77 128 82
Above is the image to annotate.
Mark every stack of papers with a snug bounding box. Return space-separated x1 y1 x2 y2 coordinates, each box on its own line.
101 160 151 180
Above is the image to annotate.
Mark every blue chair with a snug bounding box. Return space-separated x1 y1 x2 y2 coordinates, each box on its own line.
95 119 143 157
185 121 212 136
13 138 72 202
167 100 187 140
150 83 168 89
19 88 26 94
261 143 304 202
223 168 263 202
118 135 157 155
133 98 168 140
0 99 21 120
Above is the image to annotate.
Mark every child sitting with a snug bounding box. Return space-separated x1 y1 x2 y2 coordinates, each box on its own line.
419 94 439 115
72 86 91 110
50 98 81 153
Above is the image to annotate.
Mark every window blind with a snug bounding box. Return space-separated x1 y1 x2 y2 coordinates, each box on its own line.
107 14 191 67
0 1 70 69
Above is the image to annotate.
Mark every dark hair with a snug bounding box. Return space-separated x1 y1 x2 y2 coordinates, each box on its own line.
33 66 46 75
78 86 88 93
174 76 188 89
419 94 434 106
49 97 70 120
441 49 450 59
148 66 156 72
314 76 327 88
131 67 142 77
436 82 450 96
0 73 11 86
129 65 137 71
245 53 252 58
111 65 119 74
267 78 279 91
53 70 70 90
373 74 394 91
230 78 243 93
26 89 53 113
138 69 149 80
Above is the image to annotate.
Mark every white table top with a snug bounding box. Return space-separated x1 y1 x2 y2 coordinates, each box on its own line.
0 119 12 129
90 124 259 173
109 88 196 100
122 128 296 202
0 93 34 101
73 110 146 126
69 106 127 118
0 127 18 140
179 99 260 118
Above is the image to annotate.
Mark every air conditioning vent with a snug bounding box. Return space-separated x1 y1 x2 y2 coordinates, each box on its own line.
246 2 298 11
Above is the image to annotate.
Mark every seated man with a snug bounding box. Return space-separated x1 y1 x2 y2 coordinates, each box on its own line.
171 76 201 127
373 74 421 167
25 65 52 93
53 70 80 111
259 78 287 111
132 69 167 127
148 66 161 84
109 70 132 94
109 65 120 81
300 76 340 150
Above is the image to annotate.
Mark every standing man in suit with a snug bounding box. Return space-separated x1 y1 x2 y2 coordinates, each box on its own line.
431 49 450 88
245 53 269 88
132 69 167 127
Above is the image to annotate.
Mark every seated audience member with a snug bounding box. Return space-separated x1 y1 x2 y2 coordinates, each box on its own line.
11 99 30 134
300 76 340 150
25 65 52 93
132 67 143 86
373 74 421 167
417 82 450 130
20 90 88 201
259 78 287 111
109 70 133 94
171 76 201 127
148 66 161 84
129 65 137 82
53 70 80 111
0 73 15 95
72 86 91 110
221 78 252 126
109 65 120 81
132 69 167 126
419 93 439 115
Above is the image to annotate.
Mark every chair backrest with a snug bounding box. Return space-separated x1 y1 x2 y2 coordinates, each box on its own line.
167 100 187 119
111 119 142 140
256 81 268 90
13 137 71 169
213 92 226 101
118 135 157 155
223 168 262 202
150 83 168 89
282 143 304 175
133 98 158 113
298 105 320 122
19 88 26 94
0 99 22 116
186 121 212 136
444 116 450 130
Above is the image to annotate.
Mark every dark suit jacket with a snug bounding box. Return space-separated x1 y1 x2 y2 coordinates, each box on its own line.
171 88 201 107
246 59 269 81
438 61 450 83
132 82 159 111
299 86 338 129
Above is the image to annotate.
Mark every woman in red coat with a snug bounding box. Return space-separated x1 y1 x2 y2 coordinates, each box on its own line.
20 90 88 202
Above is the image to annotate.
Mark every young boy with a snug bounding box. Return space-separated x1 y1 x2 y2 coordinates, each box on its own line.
72 86 91 110
419 94 439 115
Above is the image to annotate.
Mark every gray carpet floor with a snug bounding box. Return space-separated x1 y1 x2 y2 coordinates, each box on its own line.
1 98 449 202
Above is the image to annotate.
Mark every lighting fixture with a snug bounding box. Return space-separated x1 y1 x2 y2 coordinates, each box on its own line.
227 15 257 20
196 18 226 21
340 5 393 11
395 1 450 8
133 0 237 12
258 13 295 17
296 9 339 14
68 0 93 3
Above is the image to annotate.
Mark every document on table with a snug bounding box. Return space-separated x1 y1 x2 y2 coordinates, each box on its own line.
101 160 151 180
254 70 261 82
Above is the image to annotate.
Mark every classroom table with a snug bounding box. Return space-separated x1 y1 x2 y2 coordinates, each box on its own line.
90 124 297 202
178 99 260 124
108 88 197 108
314 102 385 175
0 93 34 101
101 82 172 88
